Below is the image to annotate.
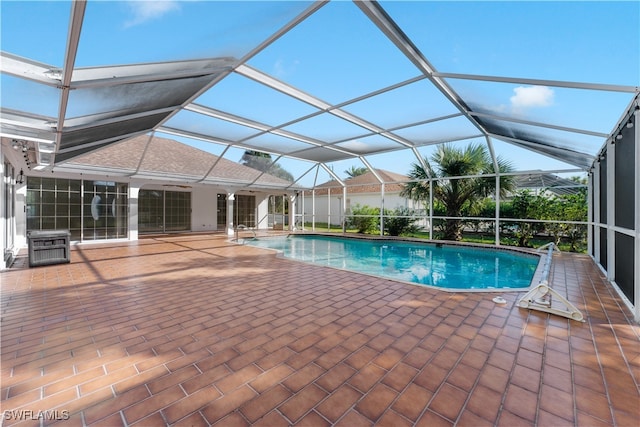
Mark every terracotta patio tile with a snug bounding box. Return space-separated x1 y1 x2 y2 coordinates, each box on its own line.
282 363 325 392
278 383 327 423
510 364 541 393
428 383 468 422
291 410 330 426
1 235 638 427
415 409 454 427
496 409 535 427
457 409 495 427
170 411 209 427
286 346 323 370
537 409 575 427
502 384 538 422
414 363 449 392
239 384 292 423
460 347 490 371
315 384 362 423
201 385 257 424
333 409 373 427
211 411 249 427
381 362 418 392
391 383 433 421
314 362 356 392
88 412 126 427
83 386 150 425
355 382 398 422
122 384 186 424
539 383 575 422
214 364 263 394
162 386 222 425
576 411 615 427
375 409 412 427
477 364 510 393
465 384 502 423
446 362 480 392
252 410 291 427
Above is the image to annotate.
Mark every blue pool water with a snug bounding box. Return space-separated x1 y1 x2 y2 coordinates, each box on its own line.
245 234 540 290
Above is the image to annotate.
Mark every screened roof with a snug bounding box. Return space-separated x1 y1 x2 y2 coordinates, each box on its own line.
1 1 639 190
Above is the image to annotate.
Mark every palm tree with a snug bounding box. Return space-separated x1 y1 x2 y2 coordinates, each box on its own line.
401 143 515 241
240 150 294 182
344 166 368 179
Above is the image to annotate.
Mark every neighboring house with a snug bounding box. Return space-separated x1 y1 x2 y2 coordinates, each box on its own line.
1 134 296 267
300 169 426 227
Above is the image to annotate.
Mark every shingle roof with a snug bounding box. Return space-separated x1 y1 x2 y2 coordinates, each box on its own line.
67 135 295 189
313 169 408 195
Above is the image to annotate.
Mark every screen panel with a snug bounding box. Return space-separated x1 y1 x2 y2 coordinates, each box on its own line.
599 154 607 223
599 227 607 269
615 232 635 303
614 115 636 230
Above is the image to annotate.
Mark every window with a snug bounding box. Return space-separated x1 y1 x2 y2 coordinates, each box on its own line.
26 177 127 241
139 190 191 233
236 195 256 228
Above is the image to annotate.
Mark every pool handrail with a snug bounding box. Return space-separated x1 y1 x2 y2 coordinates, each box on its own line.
234 225 256 244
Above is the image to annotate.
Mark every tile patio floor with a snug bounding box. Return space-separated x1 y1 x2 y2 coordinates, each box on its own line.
1 233 638 426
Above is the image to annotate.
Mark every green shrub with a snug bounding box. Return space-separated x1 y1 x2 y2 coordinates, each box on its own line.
383 206 420 236
346 204 380 234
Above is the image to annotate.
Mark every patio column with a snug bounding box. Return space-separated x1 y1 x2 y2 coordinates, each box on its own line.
289 194 296 231
128 183 141 241
227 192 235 236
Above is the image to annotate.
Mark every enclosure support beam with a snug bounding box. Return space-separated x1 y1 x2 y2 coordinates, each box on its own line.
429 180 434 240
343 186 347 233
312 190 316 231
606 139 615 282
380 183 385 236
486 136 501 246
593 160 601 263
634 107 640 322
495 174 501 246
587 173 593 257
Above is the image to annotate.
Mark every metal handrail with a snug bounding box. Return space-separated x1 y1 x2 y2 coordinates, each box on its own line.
234 225 256 243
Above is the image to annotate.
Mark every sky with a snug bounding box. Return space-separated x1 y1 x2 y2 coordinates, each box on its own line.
1 0 639 188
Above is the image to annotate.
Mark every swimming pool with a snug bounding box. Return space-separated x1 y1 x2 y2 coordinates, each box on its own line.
245 234 540 291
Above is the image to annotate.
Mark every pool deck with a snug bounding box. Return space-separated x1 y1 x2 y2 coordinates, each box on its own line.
1 233 638 426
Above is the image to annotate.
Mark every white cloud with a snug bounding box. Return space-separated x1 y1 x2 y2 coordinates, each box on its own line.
124 1 180 28
510 85 555 109
272 58 300 78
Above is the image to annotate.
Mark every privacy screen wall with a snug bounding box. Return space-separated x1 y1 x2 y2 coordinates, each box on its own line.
591 105 638 313
614 113 636 303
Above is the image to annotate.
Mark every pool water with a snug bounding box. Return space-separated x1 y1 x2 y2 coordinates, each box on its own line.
245 234 539 290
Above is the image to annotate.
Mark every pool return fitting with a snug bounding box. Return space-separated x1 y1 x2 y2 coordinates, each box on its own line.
517 242 585 322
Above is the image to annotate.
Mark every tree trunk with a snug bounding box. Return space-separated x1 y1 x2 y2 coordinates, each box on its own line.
444 218 462 241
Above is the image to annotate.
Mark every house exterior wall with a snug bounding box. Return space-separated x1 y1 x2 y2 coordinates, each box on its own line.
300 191 423 226
191 186 219 232
1 165 278 270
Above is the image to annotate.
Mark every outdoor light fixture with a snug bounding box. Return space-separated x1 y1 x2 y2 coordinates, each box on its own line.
11 139 24 151
627 120 634 128
616 134 623 140
16 169 24 184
